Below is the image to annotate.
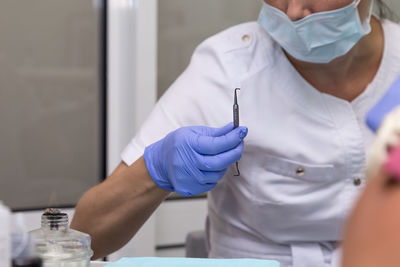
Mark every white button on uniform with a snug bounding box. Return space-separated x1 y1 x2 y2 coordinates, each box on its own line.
242 34 250 42
296 167 305 177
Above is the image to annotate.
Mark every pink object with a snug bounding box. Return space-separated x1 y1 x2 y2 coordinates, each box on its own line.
384 144 400 180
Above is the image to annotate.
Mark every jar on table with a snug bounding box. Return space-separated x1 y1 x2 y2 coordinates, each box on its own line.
30 208 93 267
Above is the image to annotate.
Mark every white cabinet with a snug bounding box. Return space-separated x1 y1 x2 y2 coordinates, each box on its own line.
156 198 208 247
108 197 208 260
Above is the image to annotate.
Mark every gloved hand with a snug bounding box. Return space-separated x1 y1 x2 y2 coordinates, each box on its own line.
143 123 248 196
366 75 400 132
384 144 400 180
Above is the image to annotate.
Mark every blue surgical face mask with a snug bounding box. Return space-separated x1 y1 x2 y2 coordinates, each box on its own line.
258 0 373 63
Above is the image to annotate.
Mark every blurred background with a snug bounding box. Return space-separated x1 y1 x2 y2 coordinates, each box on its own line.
158 0 261 97
0 0 399 260
0 0 101 210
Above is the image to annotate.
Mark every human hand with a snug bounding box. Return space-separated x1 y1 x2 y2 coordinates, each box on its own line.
143 123 248 196
366 75 400 133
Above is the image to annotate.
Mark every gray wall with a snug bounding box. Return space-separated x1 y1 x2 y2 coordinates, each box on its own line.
383 0 400 17
158 0 262 97
0 0 100 209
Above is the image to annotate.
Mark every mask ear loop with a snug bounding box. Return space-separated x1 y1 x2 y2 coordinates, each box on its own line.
359 0 374 31
368 0 375 18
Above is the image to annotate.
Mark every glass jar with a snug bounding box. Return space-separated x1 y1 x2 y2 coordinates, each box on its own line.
30 209 93 267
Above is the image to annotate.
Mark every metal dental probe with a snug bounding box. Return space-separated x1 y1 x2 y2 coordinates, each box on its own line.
233 88 240 176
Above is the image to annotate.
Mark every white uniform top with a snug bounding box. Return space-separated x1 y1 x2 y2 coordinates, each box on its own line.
122 20 400 267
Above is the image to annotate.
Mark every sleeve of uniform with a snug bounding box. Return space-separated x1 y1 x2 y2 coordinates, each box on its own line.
121 31 239 166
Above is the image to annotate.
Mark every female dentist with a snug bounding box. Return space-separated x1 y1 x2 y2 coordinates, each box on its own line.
71 0 400 266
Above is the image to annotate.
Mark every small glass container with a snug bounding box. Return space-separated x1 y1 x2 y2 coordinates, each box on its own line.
29 209 93 267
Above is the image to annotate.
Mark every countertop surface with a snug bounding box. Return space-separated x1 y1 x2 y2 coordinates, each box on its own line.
91 261 108 267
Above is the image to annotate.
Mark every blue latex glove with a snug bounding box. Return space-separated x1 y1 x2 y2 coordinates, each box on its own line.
366 75 400 132
143 123 248 196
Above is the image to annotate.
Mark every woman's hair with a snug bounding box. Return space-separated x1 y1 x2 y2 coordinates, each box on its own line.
376 0 399 21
